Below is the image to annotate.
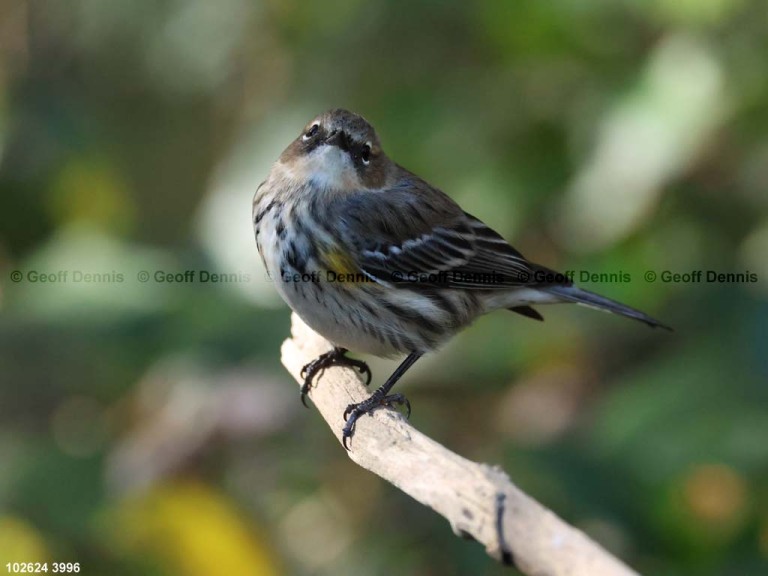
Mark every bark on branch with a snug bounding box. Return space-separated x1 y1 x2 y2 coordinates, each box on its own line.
281 313 640 576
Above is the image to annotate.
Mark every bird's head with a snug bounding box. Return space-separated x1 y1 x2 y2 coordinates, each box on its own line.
279 109 391 190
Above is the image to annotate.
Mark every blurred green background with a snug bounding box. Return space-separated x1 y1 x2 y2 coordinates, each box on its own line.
1 1 767 574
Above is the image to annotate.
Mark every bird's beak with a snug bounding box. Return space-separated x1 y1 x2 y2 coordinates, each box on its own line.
325 129 350 152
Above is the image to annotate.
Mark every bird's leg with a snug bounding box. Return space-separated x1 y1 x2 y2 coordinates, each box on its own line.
300 347 372 407
342 351 422 449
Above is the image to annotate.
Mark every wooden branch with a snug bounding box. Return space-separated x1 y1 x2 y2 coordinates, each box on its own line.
281 313 640 576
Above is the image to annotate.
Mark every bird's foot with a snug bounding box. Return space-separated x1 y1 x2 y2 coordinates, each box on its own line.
341 391 411 450
299 347 372 407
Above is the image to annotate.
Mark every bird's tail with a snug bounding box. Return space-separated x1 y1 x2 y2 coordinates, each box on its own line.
543 285 672 330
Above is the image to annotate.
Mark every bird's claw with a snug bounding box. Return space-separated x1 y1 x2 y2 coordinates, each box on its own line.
299 348 372 408
341 393 411 450
348 358 373 386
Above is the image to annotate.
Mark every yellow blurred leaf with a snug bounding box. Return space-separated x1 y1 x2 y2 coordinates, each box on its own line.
110 481 282 576
0 516 49 563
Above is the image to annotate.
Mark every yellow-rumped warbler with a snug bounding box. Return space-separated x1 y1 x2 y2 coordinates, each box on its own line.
253 109 670 448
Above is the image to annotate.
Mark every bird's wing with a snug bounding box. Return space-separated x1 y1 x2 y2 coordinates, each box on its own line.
331 179 535 290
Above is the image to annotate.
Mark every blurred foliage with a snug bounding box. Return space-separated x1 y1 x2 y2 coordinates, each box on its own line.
1 1 767 575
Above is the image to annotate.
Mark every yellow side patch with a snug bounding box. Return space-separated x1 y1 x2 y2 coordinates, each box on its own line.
323 249 376 285
324 249 359 277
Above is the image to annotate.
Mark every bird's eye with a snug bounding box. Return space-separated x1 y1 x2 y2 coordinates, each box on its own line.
303 123 319 140
361 143 372 165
